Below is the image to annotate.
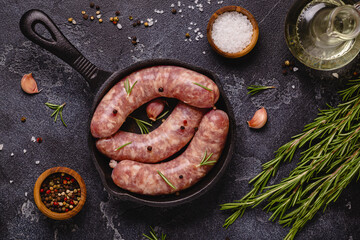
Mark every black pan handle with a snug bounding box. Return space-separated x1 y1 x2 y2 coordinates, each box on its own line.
19 9 111 91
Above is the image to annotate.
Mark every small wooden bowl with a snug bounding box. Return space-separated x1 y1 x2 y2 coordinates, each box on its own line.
207 6 259 58
34 167 87 220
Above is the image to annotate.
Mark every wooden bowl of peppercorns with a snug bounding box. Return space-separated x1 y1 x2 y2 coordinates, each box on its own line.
34 167 86 220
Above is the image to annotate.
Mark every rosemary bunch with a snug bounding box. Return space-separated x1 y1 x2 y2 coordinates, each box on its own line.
221 79 360 239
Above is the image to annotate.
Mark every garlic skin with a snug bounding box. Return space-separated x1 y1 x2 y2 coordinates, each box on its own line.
21 73 39 94
247 107 267 129
146 99 165 121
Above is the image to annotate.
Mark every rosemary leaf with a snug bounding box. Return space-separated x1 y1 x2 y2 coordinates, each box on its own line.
156 110 169 121
130 116 152 134
157 171 176 189
115 142 132 151
198 151 216 166
193 82 213 92
45 102 67 127
124 78 137 96
221 78 360 239
247 85 275 95
142 226 167 240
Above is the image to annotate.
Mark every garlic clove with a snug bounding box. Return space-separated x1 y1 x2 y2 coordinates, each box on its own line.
146 99 166 121
21 73 40 94
247 107 267 129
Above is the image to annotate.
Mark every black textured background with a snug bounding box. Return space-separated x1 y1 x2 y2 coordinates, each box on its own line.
0 0 359 239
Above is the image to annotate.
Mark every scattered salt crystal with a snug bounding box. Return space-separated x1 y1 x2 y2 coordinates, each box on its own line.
9 180 13 184
211 12 253 53
292 85 295 89
31 136 36 142
217 0 224 3
178 1 181 7
346 201 352 210
293 67 299 72
332 72 339 78
141 20 144 24
35 161 40 165
10 153 14 157
190 22 194 25
171 3 175 7
0 144 3 151
96 15 101 19
194 28 199 33
72 20 77 24
23 149 27 154
116 23 122 29
203 51 206 54
179 9 182 13
181 15 184 18
188 27 192 30
128 36 131 40
25 192 28 197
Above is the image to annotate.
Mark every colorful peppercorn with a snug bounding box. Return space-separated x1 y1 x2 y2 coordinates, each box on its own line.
21 117 26 122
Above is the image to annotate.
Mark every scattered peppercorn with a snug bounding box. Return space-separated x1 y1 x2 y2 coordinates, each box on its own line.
21 117 26 122
132 36 137 41
183 120 187 126
40 172 81 213
96 10 101 15
137 20 141 26
171 8 177 14
158 87 164 92
144 22 149 27
180 126 185 130
179 175 183 179
81 11 86 15
284 60 290 66
114 17 119 22
37 137 43 143
83 14 88 20
96 5 100 10
131 40 137 45
147 146 152 151
90 2 95 8
113 109 118 115
115 11 120 16
99 19 103 23
132 22 137 27
282 69 288 75
185 33 190 38
129 16 133 20
90 16 94 21
68 18 73 23
110 17 114 22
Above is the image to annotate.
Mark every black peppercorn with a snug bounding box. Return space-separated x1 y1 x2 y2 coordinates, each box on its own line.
113 109 118 115
158 87 164 92
132 36 137 41
137 20 141 26
180 126 185 130
147 146 152 151
179 175 183 179
83 14 88 20
90 2 95 8
171 8 177 14
96 5 100 10
132 22 137 27
115 11 120 16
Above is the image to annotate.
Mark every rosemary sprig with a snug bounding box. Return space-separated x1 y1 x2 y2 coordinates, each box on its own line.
45 102 67 127
157 171 176 189
114 142 132 151
156 110 169 121
124 78 137 96
193 82 213 92
247 85 275 95
129 116 152 134
143 226 166 240
198 151 215 166
221 78 360 240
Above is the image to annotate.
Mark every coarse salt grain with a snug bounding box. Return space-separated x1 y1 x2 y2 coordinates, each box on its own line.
0 144 3 150
11 153 14 157
23 149 27 154
35 161 40 165
10 180 13 184
211 12 253 53
31 136 36 142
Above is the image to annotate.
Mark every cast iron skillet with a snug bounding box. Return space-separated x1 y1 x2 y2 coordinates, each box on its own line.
20 9 236 207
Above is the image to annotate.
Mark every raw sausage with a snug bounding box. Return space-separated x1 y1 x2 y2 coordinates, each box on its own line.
91 66 220 138
96 102 206 163
111 109 229 195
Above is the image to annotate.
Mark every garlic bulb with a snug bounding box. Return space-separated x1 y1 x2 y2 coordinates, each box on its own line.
247 107 267 129
21 73 40 94
146 99 166 121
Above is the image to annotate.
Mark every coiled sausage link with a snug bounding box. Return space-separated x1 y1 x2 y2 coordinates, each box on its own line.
90 66 220 138
111 109 229 195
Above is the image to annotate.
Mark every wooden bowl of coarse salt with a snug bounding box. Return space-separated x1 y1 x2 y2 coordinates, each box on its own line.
207 6 259 58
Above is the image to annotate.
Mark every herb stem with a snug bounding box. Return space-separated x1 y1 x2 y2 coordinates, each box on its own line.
247 85 275 95
115 142 132 151
193 82 213 92
157 171 176 189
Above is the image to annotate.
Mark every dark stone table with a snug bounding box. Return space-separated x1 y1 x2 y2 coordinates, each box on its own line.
1 0 359 239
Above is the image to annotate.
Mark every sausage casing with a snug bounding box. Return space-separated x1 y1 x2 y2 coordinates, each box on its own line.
111 109 229 195
96 102 206 163
90 66 220 138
